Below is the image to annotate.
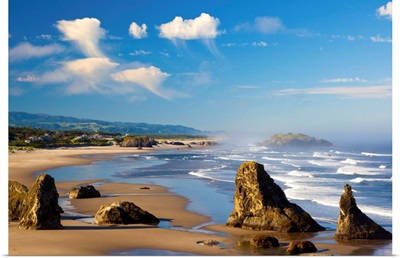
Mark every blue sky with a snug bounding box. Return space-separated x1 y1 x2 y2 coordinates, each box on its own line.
7 0 394 144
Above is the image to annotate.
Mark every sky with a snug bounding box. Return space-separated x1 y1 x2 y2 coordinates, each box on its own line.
6 0 394 144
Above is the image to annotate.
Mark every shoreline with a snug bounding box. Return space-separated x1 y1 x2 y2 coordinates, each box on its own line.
8 145 392 255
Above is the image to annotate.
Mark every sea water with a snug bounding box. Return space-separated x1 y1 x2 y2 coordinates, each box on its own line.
42 142 392 233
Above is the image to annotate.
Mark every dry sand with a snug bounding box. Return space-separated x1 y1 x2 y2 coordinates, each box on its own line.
7 145 392 255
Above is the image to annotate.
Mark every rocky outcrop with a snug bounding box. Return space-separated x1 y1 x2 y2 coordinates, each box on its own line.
226 161 325 232
17 174 64 230
286 241 317 255
69 185 101 199
8 181 29 221
250 235 280 248
94 201 159 225
262 133 332 147
333 184 392 240
120 136 157 148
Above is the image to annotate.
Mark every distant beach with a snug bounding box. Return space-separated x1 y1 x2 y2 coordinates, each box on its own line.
8 143 392 255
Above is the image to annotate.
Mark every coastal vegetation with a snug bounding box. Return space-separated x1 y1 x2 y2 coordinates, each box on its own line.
8 126 210 150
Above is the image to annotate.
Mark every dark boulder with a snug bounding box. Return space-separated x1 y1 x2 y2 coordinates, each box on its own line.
8 180 29 221
286 241 317 255
17 174 64 229
334 184 392 240
250 235 280 248
94 201 159 225
226 161 325 232
69 185 101 199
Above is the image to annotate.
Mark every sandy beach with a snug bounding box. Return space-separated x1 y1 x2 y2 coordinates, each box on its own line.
8 144 392 255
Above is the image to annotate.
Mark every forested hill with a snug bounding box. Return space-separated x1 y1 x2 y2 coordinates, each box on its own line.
9 112 207 135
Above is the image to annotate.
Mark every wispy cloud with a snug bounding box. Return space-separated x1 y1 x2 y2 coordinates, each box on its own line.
40 57 119 94
129 22 148 39
221 41 270 47
13 17 185 100
36 34 52 41
111 66 171 99
376 1 392 20
9 42 65 62
370 34 392 43
17 75 40 82
320 77 368 83
330 34 365 41
234 16 285 34
129 50 152 56
272 85 391 99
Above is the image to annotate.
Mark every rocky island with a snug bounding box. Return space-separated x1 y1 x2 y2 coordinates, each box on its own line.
262 133 333 147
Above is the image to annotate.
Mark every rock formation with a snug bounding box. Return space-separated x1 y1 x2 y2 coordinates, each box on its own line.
226 161 325 232
17 174 64 229
286 241 317 255
94 201 159 225
333 184 392 240
250 235 280 248
69 185 101 199
8 180 29 221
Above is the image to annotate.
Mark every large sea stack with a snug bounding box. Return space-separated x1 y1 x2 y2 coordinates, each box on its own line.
226 161 325 232
334 184 392 240
262 133 333 148
17 174 64 230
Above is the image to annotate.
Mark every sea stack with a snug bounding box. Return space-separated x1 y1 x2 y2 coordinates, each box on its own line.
226 161 325 232
334 184 392 240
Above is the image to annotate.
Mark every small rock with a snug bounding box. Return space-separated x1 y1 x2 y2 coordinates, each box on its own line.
250 235 279 248
286 241 317 255
69 185 101 199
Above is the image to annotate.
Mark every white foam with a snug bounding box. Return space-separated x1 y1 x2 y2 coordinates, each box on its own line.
361 152 392 157
336 166 380 176
340 158 358 165
288 170 314 178
350 177 392 183
262 156 286 161
357 205 392 217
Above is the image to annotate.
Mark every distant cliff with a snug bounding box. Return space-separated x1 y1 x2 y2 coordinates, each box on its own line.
262 133 333 147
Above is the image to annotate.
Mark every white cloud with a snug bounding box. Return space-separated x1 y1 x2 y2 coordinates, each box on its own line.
111 66 171 99
56 17 106 57
376 2 392 19
273 85 391 99
9 42 65 62
129 22 148 39
321 77 368 83
158 13 221 40
370 34 392 43
254 17 284 34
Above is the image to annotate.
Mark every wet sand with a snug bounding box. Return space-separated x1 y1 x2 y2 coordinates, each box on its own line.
8 145 392 255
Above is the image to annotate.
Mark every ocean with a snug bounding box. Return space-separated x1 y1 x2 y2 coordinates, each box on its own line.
42 142 393 233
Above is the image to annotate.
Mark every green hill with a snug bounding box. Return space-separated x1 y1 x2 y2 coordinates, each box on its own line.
9 112 207 136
